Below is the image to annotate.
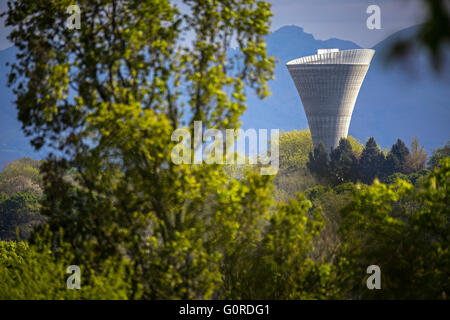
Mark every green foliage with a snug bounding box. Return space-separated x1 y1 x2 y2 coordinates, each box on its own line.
0 158 45 240
0 192 44 240
279 130 363 173
384 169 430 187
236 194 343 299
274 169 317 202
0 158 42 184
382 172 409 185
0 234 130 299
405 137 428 173
307 143 328 176
358 137 385 184
2 0 341 300
428 141 450 170
2 0 448 301
0 158 43 196
339 158 450 299
279 129 313 171
305 183 356 262
276 130 361 199
5 0 276 298
304 137 439 187
307 143 329 182
346 136 364 157
384 138 411 176
305 138 366 186
329 139 358 185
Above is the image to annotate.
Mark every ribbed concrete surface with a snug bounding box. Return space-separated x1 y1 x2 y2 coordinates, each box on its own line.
287 49 375 152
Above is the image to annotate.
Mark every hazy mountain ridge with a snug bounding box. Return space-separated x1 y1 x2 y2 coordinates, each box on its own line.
0 25 449 167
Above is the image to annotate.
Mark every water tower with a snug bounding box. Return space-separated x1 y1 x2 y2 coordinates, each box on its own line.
286 49 375 152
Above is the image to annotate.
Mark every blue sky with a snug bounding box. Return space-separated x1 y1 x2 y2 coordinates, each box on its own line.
0 0 424 50
268 0 424 47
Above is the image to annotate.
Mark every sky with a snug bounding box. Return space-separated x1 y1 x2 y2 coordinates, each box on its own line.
0 0 10 50
0 0 425 50
268 0 424 48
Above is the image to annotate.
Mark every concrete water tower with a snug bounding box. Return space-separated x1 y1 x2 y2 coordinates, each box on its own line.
286 49 375 152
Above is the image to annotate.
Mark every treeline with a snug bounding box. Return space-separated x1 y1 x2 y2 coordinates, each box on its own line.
274 130 448 202
308 137 433 186
0 158 44 240
0 138 448 299
1 157 448 299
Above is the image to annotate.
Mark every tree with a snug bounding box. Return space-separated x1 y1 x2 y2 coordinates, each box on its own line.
428 141 450 170
307 142 329 182
329 139 358 185
3 0 344 300
0 191 44 240
358 137 385 184
239 194 344 299
405 137 428 173
347 136 364 158
0 158 43 195
0 175 42 197
0 232 130 299
305 183 357 263
276 131 363 199
279 130 363 173
339 158 450 299
384 138 410 177
5 0 276 299
279 129 313 172
1 158 42 183
0 158 45 240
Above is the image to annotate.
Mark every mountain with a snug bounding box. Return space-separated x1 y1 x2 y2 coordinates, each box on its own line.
242 25 450 152
0 25 449 167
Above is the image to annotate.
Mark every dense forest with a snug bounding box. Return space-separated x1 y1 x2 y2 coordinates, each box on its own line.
0 0 449 300
1 133 449 299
